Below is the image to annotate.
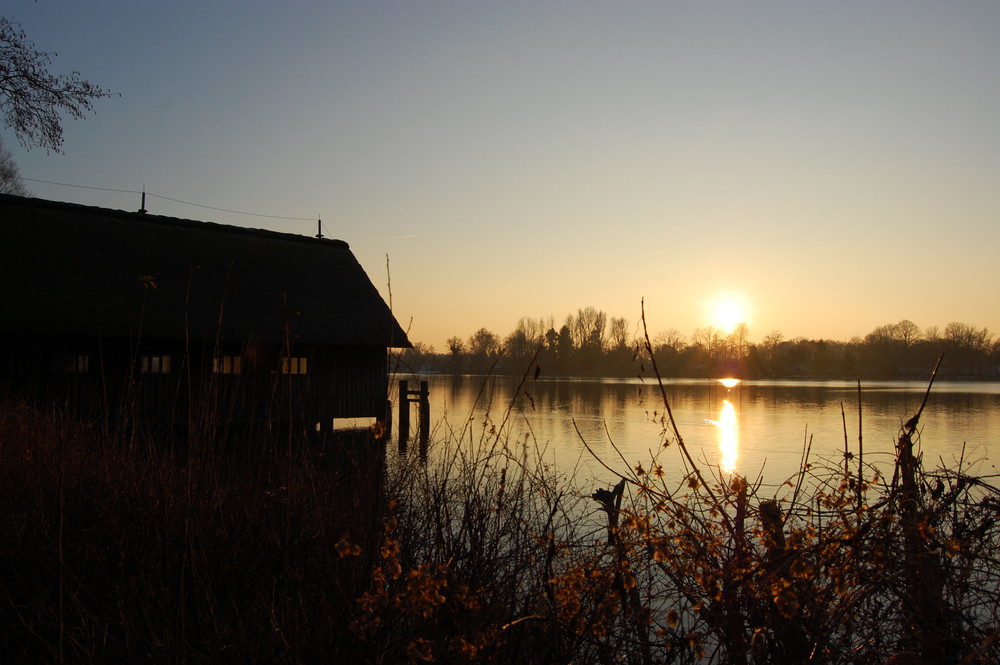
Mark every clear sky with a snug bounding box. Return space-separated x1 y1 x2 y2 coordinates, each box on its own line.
7 1 1000 351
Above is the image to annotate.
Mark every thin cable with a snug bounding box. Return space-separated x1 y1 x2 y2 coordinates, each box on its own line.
145 193 316 221
18 177 317 222
20 177 138 194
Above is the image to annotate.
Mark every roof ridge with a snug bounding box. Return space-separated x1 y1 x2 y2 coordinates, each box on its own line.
0 193 349 249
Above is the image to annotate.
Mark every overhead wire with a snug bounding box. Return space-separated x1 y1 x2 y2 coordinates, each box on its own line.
18 176 317 222
18 177 136 194
144 192 316 221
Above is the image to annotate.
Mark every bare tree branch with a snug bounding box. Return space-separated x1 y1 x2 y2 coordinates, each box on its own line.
1 16 115 152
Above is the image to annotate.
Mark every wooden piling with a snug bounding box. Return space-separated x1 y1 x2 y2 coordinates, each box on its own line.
418 380 429 446
397 379 430 452
398 379 410 444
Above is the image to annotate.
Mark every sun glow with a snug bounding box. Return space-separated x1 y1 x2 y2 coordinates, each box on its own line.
714 301 744 334
708 293 750 335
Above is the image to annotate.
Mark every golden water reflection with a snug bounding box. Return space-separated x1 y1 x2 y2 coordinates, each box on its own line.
709 378 741 472
717 400 739 472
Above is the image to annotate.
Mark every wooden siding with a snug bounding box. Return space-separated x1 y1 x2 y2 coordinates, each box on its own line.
1 335 391 428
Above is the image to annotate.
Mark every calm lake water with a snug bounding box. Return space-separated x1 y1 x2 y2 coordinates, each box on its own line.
401 374 1000 492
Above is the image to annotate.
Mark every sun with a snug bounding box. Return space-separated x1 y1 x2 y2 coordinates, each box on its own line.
715 301 743 334
709 295 748 335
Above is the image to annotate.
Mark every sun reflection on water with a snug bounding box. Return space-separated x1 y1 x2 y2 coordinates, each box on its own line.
716 400 739 472
707 378 740 472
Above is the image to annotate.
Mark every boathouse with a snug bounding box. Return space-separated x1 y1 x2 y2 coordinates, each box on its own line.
0 193 410 431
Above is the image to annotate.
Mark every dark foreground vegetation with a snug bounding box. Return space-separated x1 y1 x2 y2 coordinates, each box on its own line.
3 357 1000 663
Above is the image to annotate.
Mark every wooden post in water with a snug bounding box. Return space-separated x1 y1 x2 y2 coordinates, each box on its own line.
397 379 430 453
418 380 430 448
398 380 410 450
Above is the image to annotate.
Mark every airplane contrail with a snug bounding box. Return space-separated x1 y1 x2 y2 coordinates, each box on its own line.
770 279 792 310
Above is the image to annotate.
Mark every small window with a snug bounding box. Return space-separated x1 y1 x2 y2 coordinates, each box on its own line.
281 356 308 375
213 355 241 374
141 355 172 374
52 353 90 374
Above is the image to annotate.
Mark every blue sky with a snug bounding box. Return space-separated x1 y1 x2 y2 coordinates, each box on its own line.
7 1 1000 351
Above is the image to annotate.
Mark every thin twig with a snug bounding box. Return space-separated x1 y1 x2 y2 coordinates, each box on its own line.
638 299 733 533
857 377 864 508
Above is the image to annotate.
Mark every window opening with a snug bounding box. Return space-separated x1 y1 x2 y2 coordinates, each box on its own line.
213 355 241 374
281 356 308 375
141 355 171 374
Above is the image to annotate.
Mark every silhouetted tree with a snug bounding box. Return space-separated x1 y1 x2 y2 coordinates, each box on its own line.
895 319 921 348
608 316 630 353
691 326 724 374
810 339 836 377
863 323 898 377
943 322 993 376
556 325 573 364
943 322 992 352
569 307 607 353
841 337 864 376
0 136 27 194
446 336 465 372
648 328 686 376
505 317 545 364
399 342 436 374
760 330 784 366
543 327 559 356
653 328 685 354
892 319 922 371
447 336 465 356
1 16 114 151
727 322 751 361
467 328 501 371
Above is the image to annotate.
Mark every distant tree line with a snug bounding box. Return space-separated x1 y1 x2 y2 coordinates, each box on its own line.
400 310 1000 380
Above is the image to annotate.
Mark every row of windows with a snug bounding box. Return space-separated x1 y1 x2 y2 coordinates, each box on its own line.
49 353 309 375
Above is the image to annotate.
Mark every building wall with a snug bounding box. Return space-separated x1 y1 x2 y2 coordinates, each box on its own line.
0 335 391 429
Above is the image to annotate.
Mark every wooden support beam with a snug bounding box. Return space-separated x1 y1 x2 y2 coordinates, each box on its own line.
398 379 410 445
418 380 430 447
397 378 430 454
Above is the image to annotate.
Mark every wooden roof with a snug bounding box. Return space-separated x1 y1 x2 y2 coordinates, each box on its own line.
0 194 410 347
